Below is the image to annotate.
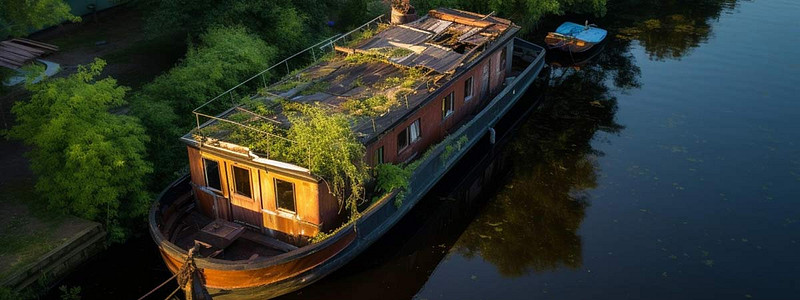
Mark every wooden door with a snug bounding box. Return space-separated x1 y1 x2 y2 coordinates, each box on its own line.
481 59 490 100
227 163 263 228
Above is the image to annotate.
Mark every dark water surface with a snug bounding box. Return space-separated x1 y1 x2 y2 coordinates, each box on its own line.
411 0 800 299
49 0 800 299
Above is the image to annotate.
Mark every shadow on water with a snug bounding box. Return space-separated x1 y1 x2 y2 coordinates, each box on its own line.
275 70 552 300
451 58 626 277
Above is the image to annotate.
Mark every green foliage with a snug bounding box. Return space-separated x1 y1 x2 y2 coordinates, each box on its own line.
140 0 386 54
130 26 276 187
343 95 399 118
441 135 469 162
0 0 80 38
275 104 368 217
374 163 411 207
6 59 152 241
375 163 411 194
59 285 81 300
299 81 330 96
412 0 606 29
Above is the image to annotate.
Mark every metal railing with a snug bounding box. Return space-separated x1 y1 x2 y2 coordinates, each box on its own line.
191 14 386 134
355 39 546 239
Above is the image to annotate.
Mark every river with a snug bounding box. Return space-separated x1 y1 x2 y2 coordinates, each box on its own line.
48 0 800 299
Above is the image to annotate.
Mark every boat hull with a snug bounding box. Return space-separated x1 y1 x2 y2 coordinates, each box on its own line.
545 34 597 53
149 38 546 299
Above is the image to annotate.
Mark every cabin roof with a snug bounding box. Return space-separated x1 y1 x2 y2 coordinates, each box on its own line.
186 8 518 160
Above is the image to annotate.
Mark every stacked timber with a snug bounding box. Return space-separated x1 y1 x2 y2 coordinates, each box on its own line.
0 38 59 69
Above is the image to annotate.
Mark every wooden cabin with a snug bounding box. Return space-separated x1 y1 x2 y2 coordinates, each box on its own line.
179 8 519 247
184 144 340 245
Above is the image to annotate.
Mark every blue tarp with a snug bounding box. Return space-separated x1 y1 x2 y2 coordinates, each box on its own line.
555 22 607 43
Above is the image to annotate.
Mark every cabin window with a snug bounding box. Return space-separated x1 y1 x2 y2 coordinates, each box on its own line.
232 166 252 198
442 91 455 119
464 77 474 102
409 119 420 143
275 179 296 213
397 128 408 151
397 119 421 153
203 158 222 191
374 146 384 165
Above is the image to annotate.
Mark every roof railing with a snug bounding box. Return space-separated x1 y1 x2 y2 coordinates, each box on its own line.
190 15 387 165
192 14 386 133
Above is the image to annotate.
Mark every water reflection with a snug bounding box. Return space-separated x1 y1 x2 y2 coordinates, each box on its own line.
612 0 739 60
453 55 627 275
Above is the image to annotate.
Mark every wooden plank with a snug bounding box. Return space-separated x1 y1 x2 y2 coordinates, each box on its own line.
0 49 34 62
13 38 59 52
1 41 45 55
428 9 493 28
0 44 38 57
0 56 25 68
334 45 355 54
0 60 19 69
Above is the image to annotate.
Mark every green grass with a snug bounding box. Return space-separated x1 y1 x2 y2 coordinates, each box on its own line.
0 180 70 281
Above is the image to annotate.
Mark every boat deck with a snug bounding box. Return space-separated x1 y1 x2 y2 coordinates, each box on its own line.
169 207 296 261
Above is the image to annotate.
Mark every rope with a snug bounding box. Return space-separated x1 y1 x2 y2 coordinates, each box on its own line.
138 243 201 300
137 273 178 300
164 286 181 300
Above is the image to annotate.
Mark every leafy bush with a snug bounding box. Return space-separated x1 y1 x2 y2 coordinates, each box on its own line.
278 104 368 217
130 25 277 186
6 59 152 241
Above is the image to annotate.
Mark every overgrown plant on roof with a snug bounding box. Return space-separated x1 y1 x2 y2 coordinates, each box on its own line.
198 102 369 218
279 104 369 217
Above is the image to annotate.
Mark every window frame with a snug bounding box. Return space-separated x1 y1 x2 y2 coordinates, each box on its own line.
397 119 422 153
231 165 253 199
397 127 409 152
202 158 223 192
274 178 297 214
374 146 384 165
442 91 455 120
464 76 474 102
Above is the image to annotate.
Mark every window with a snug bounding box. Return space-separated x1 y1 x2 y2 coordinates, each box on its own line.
374 146 384 165
464 77 474 102
232 166 252 198
409 119 420 143
397 119 421 153
203 158 221 191
397 128 408 151
442 91 454 119
275 179 296 213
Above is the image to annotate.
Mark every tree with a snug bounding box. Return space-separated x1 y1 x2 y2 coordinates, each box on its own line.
412 0 607 29
0 0 80 38
6 59 152 241
130 26 277 186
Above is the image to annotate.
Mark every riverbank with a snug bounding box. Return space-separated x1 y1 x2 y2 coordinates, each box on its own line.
0 4 185 297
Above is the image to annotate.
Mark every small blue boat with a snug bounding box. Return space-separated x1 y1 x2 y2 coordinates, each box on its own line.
545 21 607 53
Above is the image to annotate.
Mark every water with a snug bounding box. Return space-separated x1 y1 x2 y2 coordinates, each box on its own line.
50 0 800 298
411 0 800 299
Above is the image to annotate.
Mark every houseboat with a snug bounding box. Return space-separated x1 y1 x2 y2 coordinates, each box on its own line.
149 8 545 299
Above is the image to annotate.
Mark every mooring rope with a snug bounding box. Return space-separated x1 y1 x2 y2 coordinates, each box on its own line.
138 244 201 300
136 273 177 300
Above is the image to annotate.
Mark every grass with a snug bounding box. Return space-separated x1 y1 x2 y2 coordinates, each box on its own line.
0 180 70 281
